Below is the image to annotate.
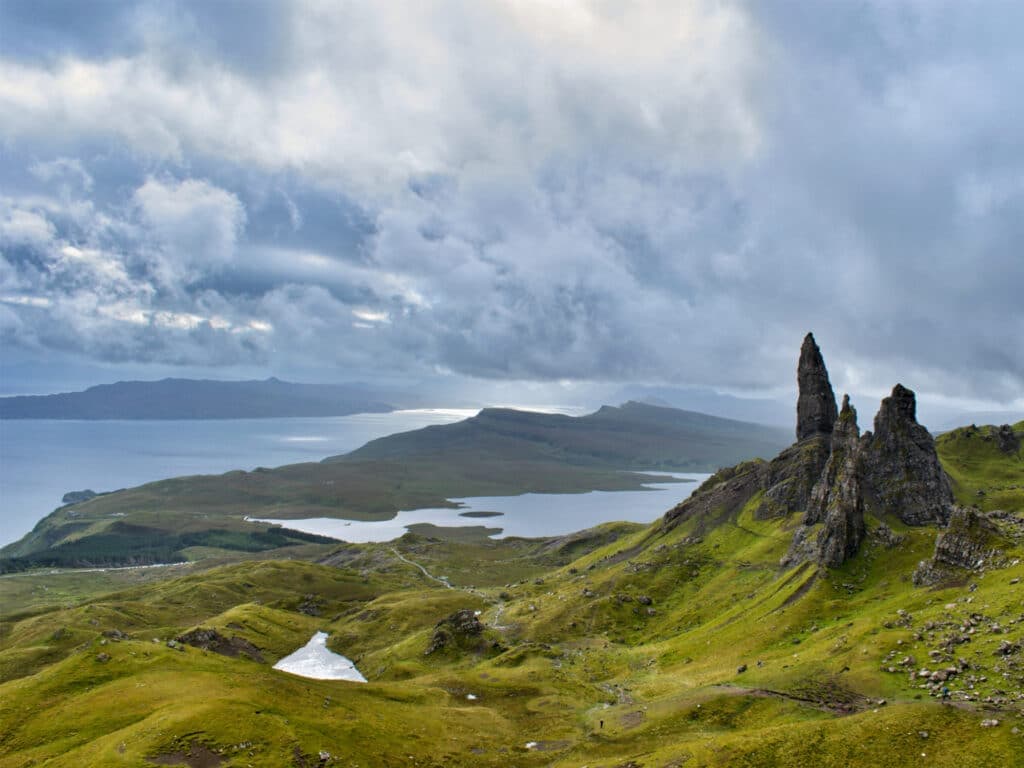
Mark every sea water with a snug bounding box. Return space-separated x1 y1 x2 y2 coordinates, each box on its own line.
0 410 474 546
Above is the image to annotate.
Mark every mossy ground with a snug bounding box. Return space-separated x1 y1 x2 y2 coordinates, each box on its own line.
1 426 1022 766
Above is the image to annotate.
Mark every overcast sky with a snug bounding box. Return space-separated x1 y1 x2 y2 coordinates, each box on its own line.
0 1 1021 417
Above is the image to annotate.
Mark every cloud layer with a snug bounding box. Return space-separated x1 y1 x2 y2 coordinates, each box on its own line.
0 0 1021 405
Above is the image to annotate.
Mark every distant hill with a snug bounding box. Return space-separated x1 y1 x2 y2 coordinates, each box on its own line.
333 400 791 471
0 378 402 420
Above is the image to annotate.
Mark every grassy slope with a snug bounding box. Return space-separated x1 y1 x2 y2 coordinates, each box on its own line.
0 425 1021 766
2 402 786 568
937 421 1024 512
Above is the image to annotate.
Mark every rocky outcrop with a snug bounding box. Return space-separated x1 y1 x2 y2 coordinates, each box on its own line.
425 609 484 655
811 396 866 566
796 333 838 441
754 437 831 520
175 628 264 662
861 384 953 527
784 395 866 566
912 507 1007 586
62 489 97 505
994 424 1021 454
664 334 959 571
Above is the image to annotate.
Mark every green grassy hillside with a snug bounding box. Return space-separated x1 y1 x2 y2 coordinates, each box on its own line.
1 423 1021 766
937 421 1024 512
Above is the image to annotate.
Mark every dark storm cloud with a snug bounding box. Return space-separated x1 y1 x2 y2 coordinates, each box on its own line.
0 0 1021 409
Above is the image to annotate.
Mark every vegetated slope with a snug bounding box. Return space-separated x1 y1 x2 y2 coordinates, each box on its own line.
937 421 1024 513
1 337 1021 766
335 400 790 471
0 377 400 419
0 402 786 571
0 422 1019 766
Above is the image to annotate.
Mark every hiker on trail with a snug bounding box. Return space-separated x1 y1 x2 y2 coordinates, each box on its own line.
599 720 604 730
941 686 950 701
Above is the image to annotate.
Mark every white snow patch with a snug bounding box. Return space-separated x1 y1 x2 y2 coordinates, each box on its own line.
273 631 366 682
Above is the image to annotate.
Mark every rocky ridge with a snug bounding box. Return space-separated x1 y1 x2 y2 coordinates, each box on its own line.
669 333 979 571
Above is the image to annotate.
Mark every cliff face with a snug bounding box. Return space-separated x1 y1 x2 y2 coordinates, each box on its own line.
789 395 866 567
665 333 963 570
860 384 954 526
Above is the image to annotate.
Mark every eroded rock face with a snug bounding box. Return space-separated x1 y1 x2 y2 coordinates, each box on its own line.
784 395 866 567
861 384 953 527
912 507 1006 586
175 628 264 662
755 436 831 520
809 396 866 566
994 424 1021 454
796 333 838 442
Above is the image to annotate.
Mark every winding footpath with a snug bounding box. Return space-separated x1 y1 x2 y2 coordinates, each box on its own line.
389 547 454 589
388 546 509 628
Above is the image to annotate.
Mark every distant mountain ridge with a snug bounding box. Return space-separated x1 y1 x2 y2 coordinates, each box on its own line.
334 400 791 471
0 378 402 420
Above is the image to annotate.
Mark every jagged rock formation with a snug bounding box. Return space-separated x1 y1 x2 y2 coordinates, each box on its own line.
754 437 831 520
912 507 1007 585
666 333 959 571
861 384 953 526
787 395 866 567
994 424 1021 454
796 333 838 441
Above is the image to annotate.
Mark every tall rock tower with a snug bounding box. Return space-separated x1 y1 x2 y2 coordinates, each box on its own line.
796 333 839 441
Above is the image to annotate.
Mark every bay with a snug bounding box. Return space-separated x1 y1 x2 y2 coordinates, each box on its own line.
0 409 475 547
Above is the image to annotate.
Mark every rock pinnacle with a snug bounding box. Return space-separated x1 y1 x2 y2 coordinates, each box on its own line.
796 332 838 441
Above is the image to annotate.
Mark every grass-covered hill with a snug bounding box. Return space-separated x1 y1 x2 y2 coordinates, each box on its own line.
0 419 1021 767
336 401 789 471
0 402 787 571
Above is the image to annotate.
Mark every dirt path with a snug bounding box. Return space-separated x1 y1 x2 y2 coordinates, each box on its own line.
389 547 454 589
389 547 509 629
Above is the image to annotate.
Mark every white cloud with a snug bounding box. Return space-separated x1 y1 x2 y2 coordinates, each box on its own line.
352 308 390 324
0 2 763 196
0 205 55 246
0 1 1021 403
29 157 94 191
132 176 246 285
